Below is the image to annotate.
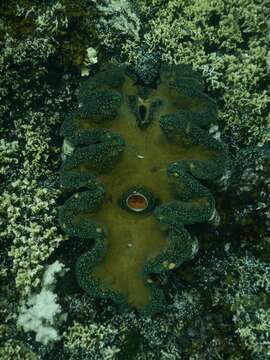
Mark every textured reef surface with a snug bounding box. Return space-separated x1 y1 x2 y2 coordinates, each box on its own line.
1 0 270 358
59 63 228 313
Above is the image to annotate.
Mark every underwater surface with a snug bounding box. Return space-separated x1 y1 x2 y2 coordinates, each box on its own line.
1 1 270 359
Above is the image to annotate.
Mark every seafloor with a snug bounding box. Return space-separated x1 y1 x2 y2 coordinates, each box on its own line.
1 1 270 359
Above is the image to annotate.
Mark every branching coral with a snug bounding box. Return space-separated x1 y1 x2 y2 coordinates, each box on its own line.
63 320 120 360
194 252 270 358
95 0 140 49
123 0 270 148
0 19 75 297
0 340 38 360
58 63 228 314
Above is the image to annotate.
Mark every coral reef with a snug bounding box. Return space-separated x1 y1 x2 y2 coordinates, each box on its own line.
96 0 141 50
193 252 270 359
64 320 120 360
0 340 38 360
229 146 270 256
1 0 269 358
60 287 203 360
123 0 270 149
59 63 228 313
0 17 71 297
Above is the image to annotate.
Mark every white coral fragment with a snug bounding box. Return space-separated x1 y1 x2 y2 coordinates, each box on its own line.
17 261 67 345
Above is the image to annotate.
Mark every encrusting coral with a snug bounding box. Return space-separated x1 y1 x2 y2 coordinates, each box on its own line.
58 63 228 314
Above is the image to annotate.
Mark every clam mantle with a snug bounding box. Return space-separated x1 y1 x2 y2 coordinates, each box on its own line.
58 63 228 314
